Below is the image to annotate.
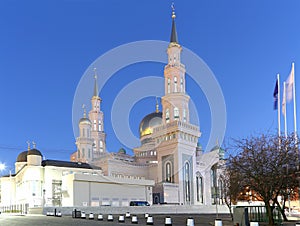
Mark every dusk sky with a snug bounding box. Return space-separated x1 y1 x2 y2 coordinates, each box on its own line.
0 0 299 172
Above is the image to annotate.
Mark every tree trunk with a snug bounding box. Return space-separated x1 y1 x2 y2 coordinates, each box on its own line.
265 202 275 225
275 199 288 221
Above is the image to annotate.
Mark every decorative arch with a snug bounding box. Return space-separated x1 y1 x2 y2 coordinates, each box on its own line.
184 161 191 203
196 172 204 203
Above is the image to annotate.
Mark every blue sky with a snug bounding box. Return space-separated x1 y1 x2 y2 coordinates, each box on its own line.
0 0 299 172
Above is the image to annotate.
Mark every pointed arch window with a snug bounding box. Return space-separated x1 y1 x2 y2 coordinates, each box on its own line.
167 78 171 94
196 174 203 203
211 164 218 204
99 140 103 152
174 77 178 92
184 162 191 203
183 109 187 122
165 162 173 182
166 108 170 123
98 120 102 131
93 120 97 131
82 148 85 158
174 107 179 120
180 78 183 92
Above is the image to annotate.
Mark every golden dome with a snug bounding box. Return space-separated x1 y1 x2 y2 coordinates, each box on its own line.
139 112 162 137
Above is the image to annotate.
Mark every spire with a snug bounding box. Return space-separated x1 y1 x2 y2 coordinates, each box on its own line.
82 104 87 118
27 140 31 151
155 97 159 113
93 68 99 97
170 3 178 43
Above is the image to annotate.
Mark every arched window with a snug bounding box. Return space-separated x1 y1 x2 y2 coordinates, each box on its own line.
211 164 218 204
174 77 178 92
167 78 171 94
99 141 103 152
166 108 170 123
88 148 91 158
184 162 191 203
82 148 85 158
174 107 179 120
78 149 81 158
166 162 172 182
98 120 102 131
93 120 97 131
82 128 85 137
180 78 183 92
183 109 187 122
196 174 203 203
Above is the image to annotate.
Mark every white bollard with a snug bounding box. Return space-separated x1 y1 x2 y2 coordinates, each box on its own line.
126 212 131 218
131 215 138 224
215 219 222 226
250 222 259 226
107 214 114 221
81 211 86 219
97 213 103 220
146 215 154 225
119 215 125 223
89 213 94 220
187 217 194 226
145 213 149 218
165 216 172 226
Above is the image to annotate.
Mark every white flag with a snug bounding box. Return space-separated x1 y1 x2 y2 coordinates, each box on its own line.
282 82 286 116
286 64 294 102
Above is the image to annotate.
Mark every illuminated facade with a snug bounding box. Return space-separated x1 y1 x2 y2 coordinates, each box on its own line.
72 9 225 206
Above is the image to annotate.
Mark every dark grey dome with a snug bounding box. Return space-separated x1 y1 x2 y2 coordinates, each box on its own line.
27 148 42 157
16 151 28 162
139 112 162 137
79 117 91 124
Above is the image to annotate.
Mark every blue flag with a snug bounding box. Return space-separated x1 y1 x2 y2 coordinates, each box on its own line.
273 79 278 110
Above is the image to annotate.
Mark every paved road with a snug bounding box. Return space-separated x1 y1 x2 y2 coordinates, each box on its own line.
0 213 231 226
2 213 298 226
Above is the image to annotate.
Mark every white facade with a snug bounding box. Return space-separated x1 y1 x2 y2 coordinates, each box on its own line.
0 149 154 210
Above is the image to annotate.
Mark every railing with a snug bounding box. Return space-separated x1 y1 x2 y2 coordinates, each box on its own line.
235 205 283 225
0 203 29 214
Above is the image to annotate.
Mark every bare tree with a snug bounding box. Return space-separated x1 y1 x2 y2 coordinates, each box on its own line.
219 168 242 220
227 133 299 225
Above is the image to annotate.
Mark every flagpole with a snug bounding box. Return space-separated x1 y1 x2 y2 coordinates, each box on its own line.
292 62 297 139
283 81 288 138
277 73 281 137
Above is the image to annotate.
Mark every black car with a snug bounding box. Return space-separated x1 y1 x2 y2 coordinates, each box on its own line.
129 201 150 206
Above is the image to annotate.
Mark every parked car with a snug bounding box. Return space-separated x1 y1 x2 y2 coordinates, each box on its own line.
129 201 150 206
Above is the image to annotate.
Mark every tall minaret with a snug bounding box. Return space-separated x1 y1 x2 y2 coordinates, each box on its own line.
161 7 190 124
88 68 106 159
76 106 94 163
153 6 201 205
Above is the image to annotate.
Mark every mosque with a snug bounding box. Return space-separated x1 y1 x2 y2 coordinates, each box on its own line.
0 9 224 211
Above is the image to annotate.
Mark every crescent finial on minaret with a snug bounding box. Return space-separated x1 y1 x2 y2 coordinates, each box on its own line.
93 67 97 80
32 141 36 149
155 97 159 113
82 104 87 118
27 140 31 150
171 2 176 19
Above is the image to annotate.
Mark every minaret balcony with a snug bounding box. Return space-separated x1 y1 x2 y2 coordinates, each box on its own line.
152 120 200 137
